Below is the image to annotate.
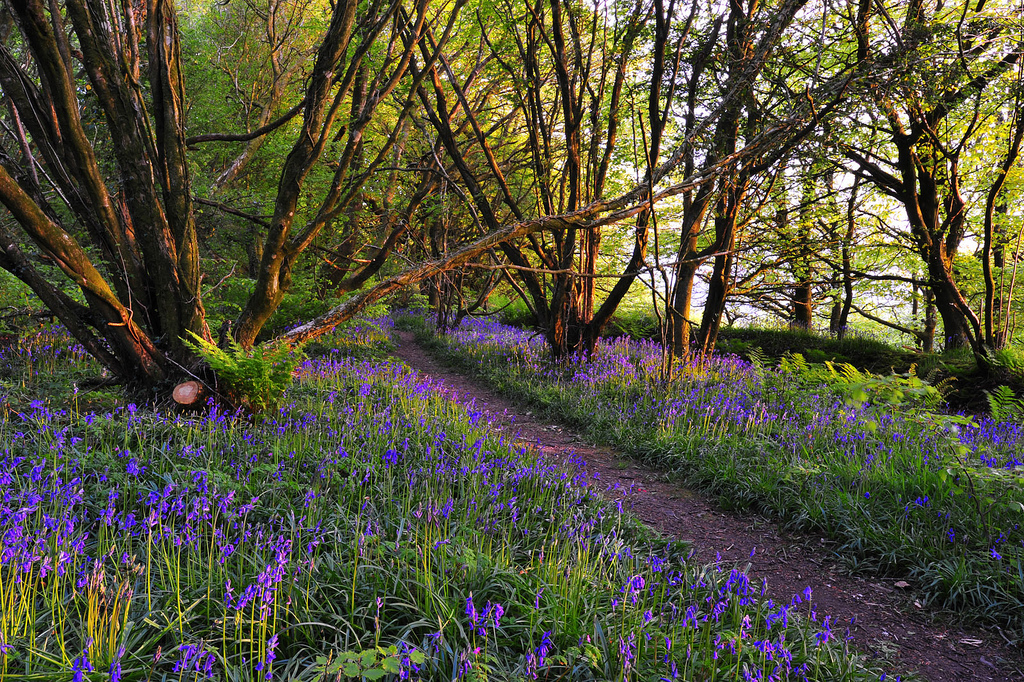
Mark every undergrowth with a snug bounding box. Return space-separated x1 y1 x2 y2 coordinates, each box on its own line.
412 313 1024 644
186 331 304 412
0 313 893 681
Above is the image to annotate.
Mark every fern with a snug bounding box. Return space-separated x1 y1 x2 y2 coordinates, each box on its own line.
185 331 303 412
779 352 809 376
986 384 1023 422
824 360 864 384
746 346 767 379
917 366 954 399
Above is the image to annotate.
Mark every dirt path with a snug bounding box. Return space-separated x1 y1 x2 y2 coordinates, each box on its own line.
393 331 1022 682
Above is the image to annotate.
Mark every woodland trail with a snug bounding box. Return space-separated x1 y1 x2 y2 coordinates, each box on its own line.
392 331 1023 682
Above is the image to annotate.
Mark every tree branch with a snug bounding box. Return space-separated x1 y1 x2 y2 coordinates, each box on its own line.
852 303 924 340
185 99 306 145
194 197 271 228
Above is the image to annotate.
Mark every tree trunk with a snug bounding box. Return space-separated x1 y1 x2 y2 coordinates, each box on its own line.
577 0 679 358
932 276 974 350
923 289 936 353
696 192 740 356
981 106 1024 349
669 186 714 358
844 0 1022 368
793 286 813 329
792 178 815 330
836 258 854 340
829 300 842 336
236 0 430 347
697 249 733 357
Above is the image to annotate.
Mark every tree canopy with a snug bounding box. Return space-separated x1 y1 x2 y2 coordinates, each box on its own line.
0 0 1022 390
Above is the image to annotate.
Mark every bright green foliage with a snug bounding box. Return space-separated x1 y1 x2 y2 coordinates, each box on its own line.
986 384 1024 422
777 354 946 411
990 347 1024 381
315 647 426 679
185 331 303 412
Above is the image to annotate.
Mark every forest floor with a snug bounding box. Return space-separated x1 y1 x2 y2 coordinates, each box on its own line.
393 330 1023 682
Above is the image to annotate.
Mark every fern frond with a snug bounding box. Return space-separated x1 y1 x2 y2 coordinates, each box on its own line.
986 384 1023 422
184 331 303 412
836 363 863 383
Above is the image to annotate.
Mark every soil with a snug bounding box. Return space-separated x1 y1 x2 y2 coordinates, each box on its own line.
392 331 1023 682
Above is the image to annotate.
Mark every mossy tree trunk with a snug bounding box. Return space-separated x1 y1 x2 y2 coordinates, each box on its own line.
0 0 434 388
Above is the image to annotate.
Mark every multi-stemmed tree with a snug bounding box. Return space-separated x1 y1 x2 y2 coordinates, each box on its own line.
0 0 439 386
842 0 1023 361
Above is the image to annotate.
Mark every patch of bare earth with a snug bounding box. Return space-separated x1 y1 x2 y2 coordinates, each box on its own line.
393 331 1023 682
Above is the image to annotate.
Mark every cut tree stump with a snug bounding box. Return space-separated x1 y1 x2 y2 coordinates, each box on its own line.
172 380 204 407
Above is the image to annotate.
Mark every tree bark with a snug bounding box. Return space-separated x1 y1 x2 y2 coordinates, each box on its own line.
696 189 741 356
0 161 167 380
835 178 859 339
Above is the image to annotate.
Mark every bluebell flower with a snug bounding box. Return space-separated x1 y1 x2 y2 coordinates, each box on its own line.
71 653 93 682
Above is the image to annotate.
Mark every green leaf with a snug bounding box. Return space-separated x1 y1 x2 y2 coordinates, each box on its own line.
363 669 387 680
381 657 402 673
343 661 360 677
360 650 377 668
